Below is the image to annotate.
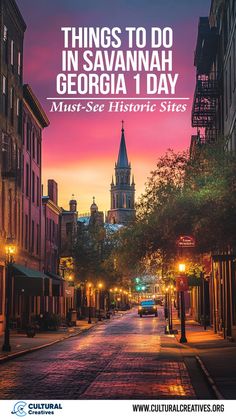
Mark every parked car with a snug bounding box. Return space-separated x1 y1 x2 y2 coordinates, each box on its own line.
138 300 158 317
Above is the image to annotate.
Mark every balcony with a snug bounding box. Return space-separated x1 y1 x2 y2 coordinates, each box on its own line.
194 18 219 75
1 166 18 179
192 76 219 128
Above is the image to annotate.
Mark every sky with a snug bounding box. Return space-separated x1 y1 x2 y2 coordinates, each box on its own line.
17 0 210 214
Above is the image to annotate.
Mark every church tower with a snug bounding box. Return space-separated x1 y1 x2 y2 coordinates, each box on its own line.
107 122 135 225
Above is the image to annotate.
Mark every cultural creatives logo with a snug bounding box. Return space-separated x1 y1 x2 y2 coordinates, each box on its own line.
11 402 63 416
11 402 27 417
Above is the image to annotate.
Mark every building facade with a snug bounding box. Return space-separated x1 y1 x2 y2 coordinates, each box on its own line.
0 0 26 333
191 0 236 339
107 123 135 225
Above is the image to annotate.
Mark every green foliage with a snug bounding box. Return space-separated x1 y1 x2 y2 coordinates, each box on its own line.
114 142 236 276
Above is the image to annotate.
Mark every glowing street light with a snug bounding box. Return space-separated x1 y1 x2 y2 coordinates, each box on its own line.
88 282 92 324
2 239 16 352
178 262 187 343
98 282 103 321
178 263 186 273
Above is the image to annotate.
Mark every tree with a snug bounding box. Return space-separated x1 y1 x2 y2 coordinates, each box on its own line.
114 143 236 279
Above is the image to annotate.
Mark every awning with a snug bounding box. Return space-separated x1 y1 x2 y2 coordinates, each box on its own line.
46 272 64 297
13 264 49 296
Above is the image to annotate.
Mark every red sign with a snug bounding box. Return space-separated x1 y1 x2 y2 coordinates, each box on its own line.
177 235 196 248
176 275 189 292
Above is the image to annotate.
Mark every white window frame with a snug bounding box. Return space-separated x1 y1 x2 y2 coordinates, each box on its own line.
10 40 14 66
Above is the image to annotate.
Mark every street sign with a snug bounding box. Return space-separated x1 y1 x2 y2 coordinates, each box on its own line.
177 235 195 248
176 275 189 292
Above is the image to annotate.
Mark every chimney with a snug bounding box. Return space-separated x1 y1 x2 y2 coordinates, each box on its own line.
48 179 58 205
69 195 77 212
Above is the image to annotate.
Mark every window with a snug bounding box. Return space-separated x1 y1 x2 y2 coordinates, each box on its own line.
10 87 14 125
37 139 40 164
66 222 72 237
25 214 28 249
16 98 21 134
26 163 29 197
32 132 35 159
10 40 14 68
32 171 35 202
36 224 39 255
31 220 35 253
27 123 30 151
22 155 24 193
17 51 21 76
3 26 8 63
123 193 126 208
17 147 20 170
2 75 7 116
37 176 40 206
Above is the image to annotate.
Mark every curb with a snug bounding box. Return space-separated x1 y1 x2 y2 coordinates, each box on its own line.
0 312 129 364
195 355 225 400
0 322 98 365
0 311 132 364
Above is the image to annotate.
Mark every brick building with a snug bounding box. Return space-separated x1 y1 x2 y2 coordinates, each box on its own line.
190 0 236 339
0 0 26 333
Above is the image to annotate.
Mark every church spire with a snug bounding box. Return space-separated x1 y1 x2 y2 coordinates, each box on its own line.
117 120 129 168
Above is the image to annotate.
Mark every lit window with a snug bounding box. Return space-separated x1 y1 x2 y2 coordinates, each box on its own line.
10 88 13 108
3 26 8 42
18 52 21 75
10 40 14 66
16 98 20 116
2 76 6 94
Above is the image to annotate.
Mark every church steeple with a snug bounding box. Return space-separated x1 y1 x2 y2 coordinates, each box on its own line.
117 121 129 168
107 123 136 225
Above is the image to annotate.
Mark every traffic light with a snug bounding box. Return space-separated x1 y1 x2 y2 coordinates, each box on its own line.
135 284 146 292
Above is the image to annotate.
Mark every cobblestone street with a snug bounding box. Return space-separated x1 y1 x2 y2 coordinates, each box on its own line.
0 310 202 399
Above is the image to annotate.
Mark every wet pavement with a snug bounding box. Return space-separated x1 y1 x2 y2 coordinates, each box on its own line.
0 310 198 399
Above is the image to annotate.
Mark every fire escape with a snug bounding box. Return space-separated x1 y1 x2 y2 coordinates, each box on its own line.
191 18 219 149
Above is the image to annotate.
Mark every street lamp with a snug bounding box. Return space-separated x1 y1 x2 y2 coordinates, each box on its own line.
2 239 16 352
98 282 103 321
163 285 169 334
178 262 187 343
88 283 92 324
178 263 186 273
169 284 174 332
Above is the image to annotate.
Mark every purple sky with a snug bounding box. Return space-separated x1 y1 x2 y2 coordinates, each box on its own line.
17 0 210 213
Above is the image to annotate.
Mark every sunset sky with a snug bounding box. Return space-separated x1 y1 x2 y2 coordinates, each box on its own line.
18 0 210 214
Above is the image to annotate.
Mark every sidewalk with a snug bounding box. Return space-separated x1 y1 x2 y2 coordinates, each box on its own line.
0 311 128 363
0 318 98 363
172 315 236 399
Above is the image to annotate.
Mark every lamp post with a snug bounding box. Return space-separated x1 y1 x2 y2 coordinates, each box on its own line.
164 286 169 333
88 283 92 324
169 285 174 332
98 282 103 321
201 271 207 330
2 240 16 352
178 262 187 343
